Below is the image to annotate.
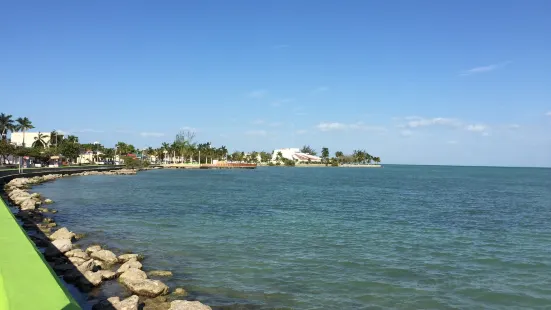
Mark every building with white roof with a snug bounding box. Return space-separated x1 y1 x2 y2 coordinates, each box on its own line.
271 148 322 163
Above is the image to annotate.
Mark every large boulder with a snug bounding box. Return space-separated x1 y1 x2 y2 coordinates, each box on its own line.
65 249 90 260
99 270 117 280
119 268 168 297
118 253 140 263
51 239 73 253
86 245 102 254
77 259 96 273
142 296 170 309
69 257 87 266
117 259 142 275
94 295 139 310
50 227 76 241
82 270 103 286
20 199 37 210
119 268 147 282
13 194 31 205
91 250 118 265
169 300 211 310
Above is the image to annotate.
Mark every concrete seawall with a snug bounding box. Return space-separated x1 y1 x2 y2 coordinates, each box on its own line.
0 166 123 310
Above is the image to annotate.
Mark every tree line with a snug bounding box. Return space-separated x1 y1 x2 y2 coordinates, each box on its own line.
1 113 381 167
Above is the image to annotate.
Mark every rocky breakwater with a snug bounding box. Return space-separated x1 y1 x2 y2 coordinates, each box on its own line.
2 171 211 310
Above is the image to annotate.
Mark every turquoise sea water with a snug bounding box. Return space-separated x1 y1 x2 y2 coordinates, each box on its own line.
35 166 551 309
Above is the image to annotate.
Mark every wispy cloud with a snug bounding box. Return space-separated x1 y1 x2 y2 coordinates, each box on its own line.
465 124 487 132
460 61 510 76
245 130 267 136
180 126 198 132
546 111 551 117
316 122 386 132
403 117 462 129
73 129 105 133
140 132 165 137
271 98 295 107
312 86 329 94
317 122 346 131
252 119 265 125
268 122 283 127
508 124 521 129
295 129 308 135
247 89 267 99
399 116 490 135
400 130 413 137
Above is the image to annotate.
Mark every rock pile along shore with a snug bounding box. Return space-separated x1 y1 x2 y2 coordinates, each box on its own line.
3 170 211 310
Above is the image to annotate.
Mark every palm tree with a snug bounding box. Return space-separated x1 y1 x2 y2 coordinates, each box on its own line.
321 147 330 165
160 142 170 163
15 117 34 147
373 156 381 165
66 135 79 143
365 152 372 164
335 151 344 163
0 113 15 141
276 151 283 164
50 130 60 148
32 132 48 149
104 148 115 162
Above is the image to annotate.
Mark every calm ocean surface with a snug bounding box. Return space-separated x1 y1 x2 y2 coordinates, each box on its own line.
36 165 551 309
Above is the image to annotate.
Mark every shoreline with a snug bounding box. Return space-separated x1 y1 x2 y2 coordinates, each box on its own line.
1 169 211 310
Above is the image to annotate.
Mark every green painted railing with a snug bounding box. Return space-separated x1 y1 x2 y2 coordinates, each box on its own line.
0 197 81 310
0 166 130 309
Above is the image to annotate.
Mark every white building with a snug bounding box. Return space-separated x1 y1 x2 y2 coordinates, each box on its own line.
271 148 322 162
10 132 62 148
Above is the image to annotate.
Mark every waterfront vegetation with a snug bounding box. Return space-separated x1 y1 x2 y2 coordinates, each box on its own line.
1 113 381 167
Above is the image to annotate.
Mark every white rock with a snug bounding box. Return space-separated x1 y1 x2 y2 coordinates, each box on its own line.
99 270 117 280
119 268 147 282
86 245 102 254
169 300 212 310
118 295 139 310
119 268 169 297
50 227 76 241
65 249 90 260
20 199 37 210
105 295 139 310
118 253 140 263
117 259 142 275
83 270 103 286
91 249 118 265
69 257 87 265
77 259 96 273
51 239 73 253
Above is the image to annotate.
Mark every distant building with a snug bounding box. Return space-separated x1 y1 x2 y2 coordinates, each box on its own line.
10 132 63 148
271 148 322 162
78 150 103 164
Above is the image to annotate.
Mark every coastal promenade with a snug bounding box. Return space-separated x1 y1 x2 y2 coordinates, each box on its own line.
161 163 257 169
0 166 123 310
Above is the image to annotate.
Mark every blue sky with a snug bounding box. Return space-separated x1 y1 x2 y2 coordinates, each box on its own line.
1 0 550 166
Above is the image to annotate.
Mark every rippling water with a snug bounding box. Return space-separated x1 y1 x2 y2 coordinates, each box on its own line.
35 165 551 309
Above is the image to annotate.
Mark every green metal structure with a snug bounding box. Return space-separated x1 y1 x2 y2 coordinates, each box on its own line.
0 196 81 309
